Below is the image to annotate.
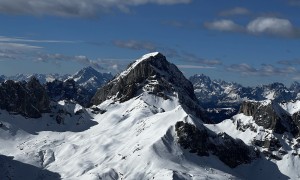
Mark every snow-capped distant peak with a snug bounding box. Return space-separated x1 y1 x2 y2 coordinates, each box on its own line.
70 66 113 92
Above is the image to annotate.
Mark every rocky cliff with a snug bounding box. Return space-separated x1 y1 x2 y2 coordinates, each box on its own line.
0 77 50 118
45 78 92 107
239 101 299 136
175 121 259 168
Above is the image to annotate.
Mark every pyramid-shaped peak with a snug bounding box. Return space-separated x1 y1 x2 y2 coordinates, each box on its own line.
76 66 99 74
92 52 209 122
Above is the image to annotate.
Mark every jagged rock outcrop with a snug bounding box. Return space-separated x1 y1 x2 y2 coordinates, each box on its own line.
253 135 284 160
175 121 259 168
239 101 300 137
292 112 300 131
239 101 299 136
45 79 92 107
0 77 50 118
92 52 209 122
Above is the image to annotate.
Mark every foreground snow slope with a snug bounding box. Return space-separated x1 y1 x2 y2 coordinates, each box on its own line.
1 93 244 180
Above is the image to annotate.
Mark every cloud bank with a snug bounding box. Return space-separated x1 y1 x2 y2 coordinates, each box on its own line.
0 0 191 18
113 39 222 66
226 63 296 76
205 17 300 38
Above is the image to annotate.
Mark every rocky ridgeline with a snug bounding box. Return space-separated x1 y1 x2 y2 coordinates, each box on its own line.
91 52 209 122
190 74 300 122
175 121 259 168
234 100 300 160
45 79 93 107
0 77 50 118
239 101 299 136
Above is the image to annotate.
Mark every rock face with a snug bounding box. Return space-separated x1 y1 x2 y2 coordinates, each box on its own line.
239 101 299 136
0 77 50 118
92 52 209 122
45 79 92 107
175 121 259 168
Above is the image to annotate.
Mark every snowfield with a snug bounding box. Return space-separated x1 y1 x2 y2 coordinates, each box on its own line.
1 93 241 180
1 93 298 179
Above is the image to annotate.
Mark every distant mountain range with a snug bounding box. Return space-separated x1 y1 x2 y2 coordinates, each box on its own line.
0 67 113 107
1 53 300 179
190 74 300 122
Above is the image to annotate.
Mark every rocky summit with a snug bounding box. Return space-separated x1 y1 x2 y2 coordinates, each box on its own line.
92 52 209 122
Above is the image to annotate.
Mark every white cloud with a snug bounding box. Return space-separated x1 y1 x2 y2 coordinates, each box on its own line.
204 17 300 38
247 17 297 37
219 7 250 16
113 40 157 52
0 0 191 18
226 63 297 76
0 36 73 43
0 42 42 60
204 19 243 32
0 42 41 50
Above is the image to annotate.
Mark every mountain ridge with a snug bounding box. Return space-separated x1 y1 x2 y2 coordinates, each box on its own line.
0 53 300 179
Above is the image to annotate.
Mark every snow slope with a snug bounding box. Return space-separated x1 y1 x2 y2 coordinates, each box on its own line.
0 52 297 180
0 93 245 180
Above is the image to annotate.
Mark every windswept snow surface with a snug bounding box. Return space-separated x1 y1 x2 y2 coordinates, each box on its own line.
1 94 297 179
0 93 245 180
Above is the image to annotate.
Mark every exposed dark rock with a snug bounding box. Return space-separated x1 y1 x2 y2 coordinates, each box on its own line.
292 111 300 136
90 107 106 114
45 79 92 107
175 121 259 168
253 137 282 151
235 118 257 132
92 53 210 123
0 77 50 118
239 101 299 136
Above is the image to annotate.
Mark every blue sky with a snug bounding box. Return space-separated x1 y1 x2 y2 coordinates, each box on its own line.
0 0 300 86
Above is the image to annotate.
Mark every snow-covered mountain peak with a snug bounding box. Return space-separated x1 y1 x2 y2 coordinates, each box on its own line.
92 52 208 122
118 52 162 79
69 66 112 94
72 66 111 83
72 66 99 80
